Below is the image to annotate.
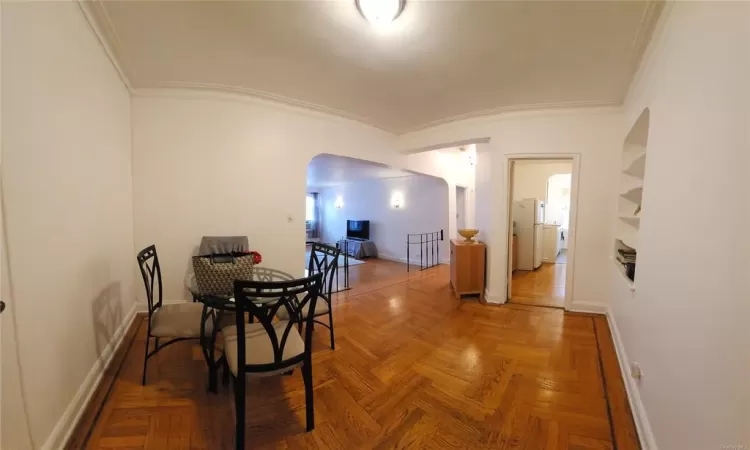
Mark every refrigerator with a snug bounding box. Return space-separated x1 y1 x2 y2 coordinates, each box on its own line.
512 199 545 270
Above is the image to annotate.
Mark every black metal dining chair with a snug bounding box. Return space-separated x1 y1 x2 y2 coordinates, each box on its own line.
276 243 340 349
137 245 211 385
226 273 323 450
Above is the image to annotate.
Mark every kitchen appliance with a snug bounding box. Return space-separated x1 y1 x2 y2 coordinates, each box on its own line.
542 224 562 263
512 199 544 270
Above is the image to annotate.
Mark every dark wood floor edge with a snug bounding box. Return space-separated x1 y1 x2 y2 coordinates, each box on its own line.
64 314 146 449
506 300 565 311
592 317 620 450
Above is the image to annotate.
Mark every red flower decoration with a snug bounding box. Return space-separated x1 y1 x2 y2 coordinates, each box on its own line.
245 250 262 265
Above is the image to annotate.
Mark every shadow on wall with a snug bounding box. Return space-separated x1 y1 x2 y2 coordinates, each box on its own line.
91 281 123 360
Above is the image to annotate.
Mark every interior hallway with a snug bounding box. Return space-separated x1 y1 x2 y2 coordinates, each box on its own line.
72 264 637 449
511 256 567 308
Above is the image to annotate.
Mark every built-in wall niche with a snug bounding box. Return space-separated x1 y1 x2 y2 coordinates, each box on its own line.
614 108 649 288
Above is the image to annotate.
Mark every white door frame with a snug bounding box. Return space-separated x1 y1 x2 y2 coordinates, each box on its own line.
503 153 581 311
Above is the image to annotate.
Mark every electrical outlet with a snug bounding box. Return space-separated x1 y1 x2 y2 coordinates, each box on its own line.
630 362 643 380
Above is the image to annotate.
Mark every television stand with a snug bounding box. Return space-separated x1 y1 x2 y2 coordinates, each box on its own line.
338 238 378 260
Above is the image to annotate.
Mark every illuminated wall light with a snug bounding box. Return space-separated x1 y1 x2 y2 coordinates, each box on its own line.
391 191 404 208
334 195 344 209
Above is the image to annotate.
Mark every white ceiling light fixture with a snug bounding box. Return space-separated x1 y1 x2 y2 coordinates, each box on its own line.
355 0 405 26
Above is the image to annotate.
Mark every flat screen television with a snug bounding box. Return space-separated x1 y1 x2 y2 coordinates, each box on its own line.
346 220 370 240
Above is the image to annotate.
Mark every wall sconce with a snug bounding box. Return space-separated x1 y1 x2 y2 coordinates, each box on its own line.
334 195 344 209
391 191 404 208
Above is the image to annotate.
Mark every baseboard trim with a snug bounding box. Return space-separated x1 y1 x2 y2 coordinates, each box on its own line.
605 307 657 450
568 301 607 314
484 289 506 304
41 302 138 450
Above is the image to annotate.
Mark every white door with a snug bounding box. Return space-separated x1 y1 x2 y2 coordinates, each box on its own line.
456 186 466 230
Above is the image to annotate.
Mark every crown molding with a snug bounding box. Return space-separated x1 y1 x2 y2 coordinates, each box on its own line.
131 86 398 137
75 0 644 136
76 0 135 93
627 0 667 85
404 100 621 134
147 82 397 133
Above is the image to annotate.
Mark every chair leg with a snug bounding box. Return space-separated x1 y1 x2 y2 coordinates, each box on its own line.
234 374 246 450
328 310 335 350
142 336 151 386
302 362 315 432
222 356 230 387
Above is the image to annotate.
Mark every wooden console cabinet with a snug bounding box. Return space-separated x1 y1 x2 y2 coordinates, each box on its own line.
449 239 486 302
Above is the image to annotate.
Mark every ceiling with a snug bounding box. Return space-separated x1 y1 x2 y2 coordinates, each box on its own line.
85 0 663 133
307 154 414 188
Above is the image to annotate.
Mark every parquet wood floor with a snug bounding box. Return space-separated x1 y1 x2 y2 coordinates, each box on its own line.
511 263 567 308
73 263 638 450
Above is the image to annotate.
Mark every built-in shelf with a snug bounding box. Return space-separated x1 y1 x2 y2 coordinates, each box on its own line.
616 231 638 250
625 152 646 179
620 186 643 203
613 258 636 291
614 108 649 281
619 215 641 227
623 143 646 154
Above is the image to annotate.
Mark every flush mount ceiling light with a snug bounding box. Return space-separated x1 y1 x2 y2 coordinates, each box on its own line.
355 0 405 26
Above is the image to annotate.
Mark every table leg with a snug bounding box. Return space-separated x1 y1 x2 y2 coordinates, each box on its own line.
200 305 220 393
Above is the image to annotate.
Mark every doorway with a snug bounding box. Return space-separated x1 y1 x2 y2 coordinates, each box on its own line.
506 157 577 309
306 154 451 292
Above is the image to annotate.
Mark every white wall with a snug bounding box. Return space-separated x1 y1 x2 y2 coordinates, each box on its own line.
405 147 476 242
473 143 499 295
131 92 481 303
610 3 749 449
398 110 620 309
318 176 449 264
512 160 573 202
2 2 135 448
132 91 399 302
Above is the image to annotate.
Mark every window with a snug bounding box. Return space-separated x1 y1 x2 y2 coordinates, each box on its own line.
305 195 315 222
306 193 319 238
546 174 572 228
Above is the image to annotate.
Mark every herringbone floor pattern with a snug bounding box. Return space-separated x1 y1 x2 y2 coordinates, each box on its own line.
511 263 567 308
74 262 638 449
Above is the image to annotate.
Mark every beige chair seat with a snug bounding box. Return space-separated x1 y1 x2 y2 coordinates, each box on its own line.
275 301 329 321
223 321 305 377
151 302 211 338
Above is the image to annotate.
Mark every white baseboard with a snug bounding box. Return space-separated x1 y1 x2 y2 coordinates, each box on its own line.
42 302 138 450
567 301 607 314
484 289 506 304
605 307 657 450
